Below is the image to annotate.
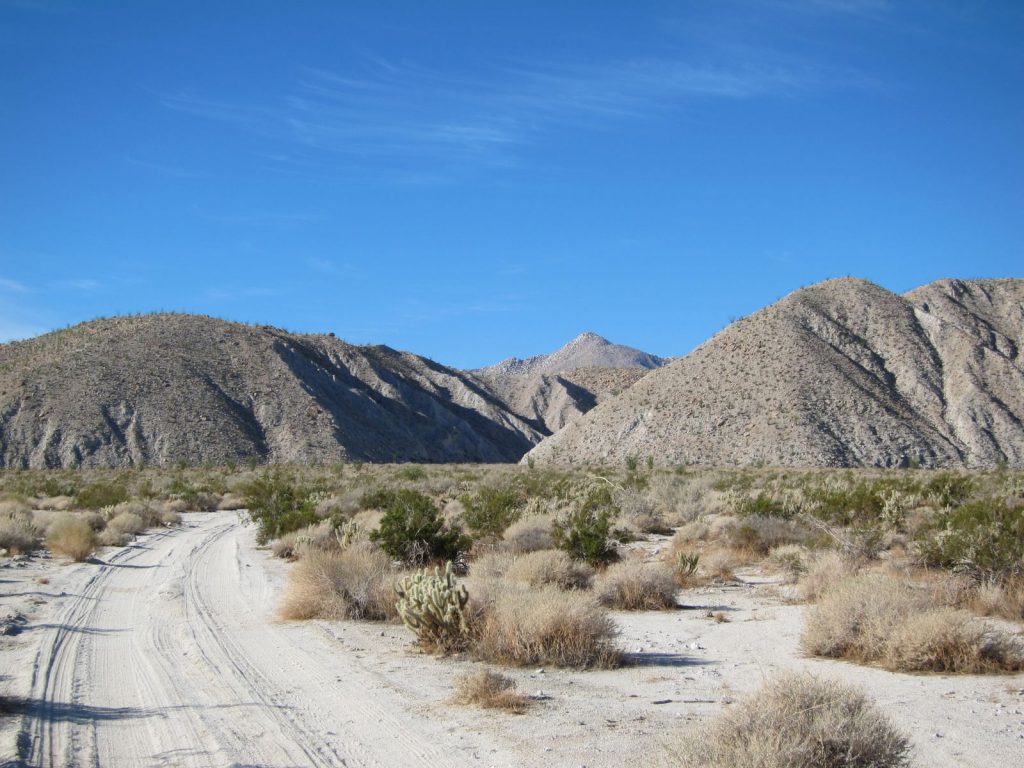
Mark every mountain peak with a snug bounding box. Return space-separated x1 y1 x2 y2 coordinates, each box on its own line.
475 333 665 377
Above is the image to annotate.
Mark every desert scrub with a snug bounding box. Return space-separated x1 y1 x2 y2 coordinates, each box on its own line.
672 673 912 768
916 497 1024 580
500 513 554 553
75 480 129 510
594 560 677 610
368 489 469 565
504 549 593 590
395 561 471 653
802 572 1024 673
474 584 620 668
0 507 39 554
552 486 619 566
279 543 398 621
242 470 318 544
459 485 522 540
46 514 96 561
451 669 529 713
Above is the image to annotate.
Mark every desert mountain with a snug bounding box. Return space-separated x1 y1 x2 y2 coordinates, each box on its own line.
0 314 543 468
524 278 1024 469
470 332 663 434
476 332 666 377
472 367 651 435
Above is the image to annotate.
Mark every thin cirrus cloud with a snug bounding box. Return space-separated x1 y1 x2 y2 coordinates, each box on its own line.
0 277 30 292
159 52 823 171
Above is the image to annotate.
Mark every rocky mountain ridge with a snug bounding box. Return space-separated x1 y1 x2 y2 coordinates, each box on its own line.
524 277 1024 469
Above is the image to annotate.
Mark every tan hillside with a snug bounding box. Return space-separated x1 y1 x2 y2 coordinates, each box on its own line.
471 367 651 435
0 314 543 468
524 277 1024 468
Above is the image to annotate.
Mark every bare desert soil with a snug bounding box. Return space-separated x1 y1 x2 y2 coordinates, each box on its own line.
2 513 1023 767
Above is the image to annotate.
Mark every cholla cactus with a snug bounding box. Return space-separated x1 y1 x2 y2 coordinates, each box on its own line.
334 520 360 549
395 561 470 652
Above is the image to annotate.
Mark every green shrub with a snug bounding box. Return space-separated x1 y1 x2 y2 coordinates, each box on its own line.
917 497 1024 580
75 481 129 510
368 489 469 564
397 465 427 481
241 470 318 545
552 487 619 566
737 493 789 518
460 486 522 539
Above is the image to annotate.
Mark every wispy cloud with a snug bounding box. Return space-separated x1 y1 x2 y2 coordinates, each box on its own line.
160 49 826 172
0 277 29 292
305 257 350 275
124 155 207 179
57 278 101 291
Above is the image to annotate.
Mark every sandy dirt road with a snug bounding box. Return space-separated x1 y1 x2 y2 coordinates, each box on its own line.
4 513 1023 768
12 514 469 768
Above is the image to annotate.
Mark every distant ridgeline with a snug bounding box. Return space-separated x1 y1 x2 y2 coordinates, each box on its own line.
1 277 1022 469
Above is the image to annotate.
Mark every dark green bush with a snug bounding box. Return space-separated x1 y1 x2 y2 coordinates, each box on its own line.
75 481 130 509
241 470 318 544
737 493 789 518
397 465 427 481
368 489 469 564
917 497 1024 580
552 487 619 566
460 486 522 539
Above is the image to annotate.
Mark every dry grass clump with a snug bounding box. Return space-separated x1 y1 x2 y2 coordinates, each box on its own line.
35 495 74 511
470 551 515 580
728 515 805 555
500 514 554 553
594 560 677 610
451 668 529 713
617 490 670 535
108 511 146 536
45 515 96 561
216 492 248 511
0 510 39 554
885 608 1024 673
973 577 1024 621
673 673 912 768
797 550 861 602
278 543 399 621
475 585 620 668
504 549 593 590
803 572 1024 673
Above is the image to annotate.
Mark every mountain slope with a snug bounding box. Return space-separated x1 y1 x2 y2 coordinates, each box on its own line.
524 278 1024 468
0 314 542 468
477 332 665 377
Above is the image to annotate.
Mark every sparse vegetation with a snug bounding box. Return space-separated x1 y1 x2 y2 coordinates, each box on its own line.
451 668 529 713
594 559 677 610
45 514 96 561
673 673 912 768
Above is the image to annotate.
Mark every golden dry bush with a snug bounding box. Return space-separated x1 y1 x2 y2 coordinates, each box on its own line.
803 572 1024 673
593 559 677 610
0 511 38 554
504 549 593 590
797 550 860 602
673 673 912 768
474 585 620 668
451 668 529 713
884 608 1024 673
279 543 398 621
46 515 96 562
500 514 554 554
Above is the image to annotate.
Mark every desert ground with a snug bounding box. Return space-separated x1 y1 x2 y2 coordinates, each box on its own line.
2 479 1022 767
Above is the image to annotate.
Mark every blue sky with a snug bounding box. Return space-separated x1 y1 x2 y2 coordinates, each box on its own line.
1 1 1021 368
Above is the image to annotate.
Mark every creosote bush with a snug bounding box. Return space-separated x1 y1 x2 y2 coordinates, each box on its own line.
242 470 318 544
673 673 912 768
552 486 619 566
368 489 469 565
451 668 529 713
460 486 522 540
